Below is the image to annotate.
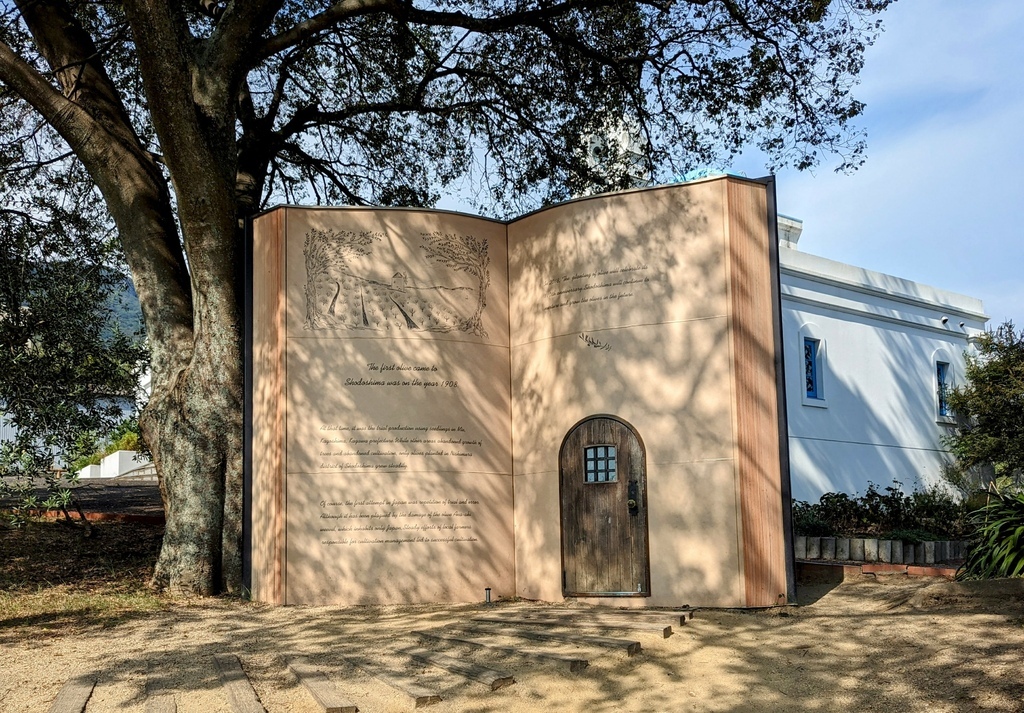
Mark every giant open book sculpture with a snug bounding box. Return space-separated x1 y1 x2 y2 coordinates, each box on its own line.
247 175 791 607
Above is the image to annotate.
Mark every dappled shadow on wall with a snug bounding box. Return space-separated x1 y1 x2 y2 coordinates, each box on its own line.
786 314 955 500
508 182 766 606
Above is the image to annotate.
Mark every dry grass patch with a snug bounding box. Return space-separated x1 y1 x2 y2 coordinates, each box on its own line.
0 520 167 637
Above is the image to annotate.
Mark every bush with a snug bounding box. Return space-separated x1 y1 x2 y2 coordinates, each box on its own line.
792 481 969 539
791 500 834 537
958 490 1024 580
944 321 1024 496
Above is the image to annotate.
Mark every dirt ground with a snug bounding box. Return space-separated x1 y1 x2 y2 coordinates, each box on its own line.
2 574 1023 713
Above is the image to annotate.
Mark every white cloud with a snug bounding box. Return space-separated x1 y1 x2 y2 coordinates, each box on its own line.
742 0 1024 327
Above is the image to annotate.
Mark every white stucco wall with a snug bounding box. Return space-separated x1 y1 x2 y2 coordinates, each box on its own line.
779 239 987 502
0 417 15 444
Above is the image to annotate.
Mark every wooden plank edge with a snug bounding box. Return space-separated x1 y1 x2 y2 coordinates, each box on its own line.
472 615 672 637
466 623 642 656
414 630 590 672
212 654 267 713
342 656 441 707
48 676 97 713
144 693 177 713
287 659 358 713
401 648 515 692
481 607 691 622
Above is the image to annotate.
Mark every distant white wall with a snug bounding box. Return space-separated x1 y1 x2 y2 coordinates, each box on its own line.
779 236 987 502
74 450 152 479
0 417 15 445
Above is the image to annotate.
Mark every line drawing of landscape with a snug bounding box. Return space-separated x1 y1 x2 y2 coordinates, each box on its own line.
303 228 490 337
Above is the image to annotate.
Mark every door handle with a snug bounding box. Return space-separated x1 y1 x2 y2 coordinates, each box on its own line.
626 498 637 510
627 480 639 514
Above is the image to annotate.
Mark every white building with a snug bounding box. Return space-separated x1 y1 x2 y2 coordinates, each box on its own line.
778 215 988 501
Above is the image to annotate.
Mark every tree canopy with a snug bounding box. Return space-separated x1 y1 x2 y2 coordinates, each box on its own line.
0 134 147 520
0 0 893 595
945 322 1024 495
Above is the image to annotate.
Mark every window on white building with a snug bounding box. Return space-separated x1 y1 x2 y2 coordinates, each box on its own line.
800 329 827 408
804 338 821 399
936 361 952 420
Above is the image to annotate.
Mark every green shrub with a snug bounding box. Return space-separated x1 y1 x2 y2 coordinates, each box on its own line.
71 452 104 471
112 431 139 452
791 500 834 536
957 490 1024 580
792 480 968 539
887 528 942 544
908 488 969 539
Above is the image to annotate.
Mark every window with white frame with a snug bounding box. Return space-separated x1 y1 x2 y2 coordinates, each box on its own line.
931 347 956 423
936 361 951 419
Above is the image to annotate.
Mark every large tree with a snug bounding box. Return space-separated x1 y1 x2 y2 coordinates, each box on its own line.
945 322 1024 495
0 0 892 595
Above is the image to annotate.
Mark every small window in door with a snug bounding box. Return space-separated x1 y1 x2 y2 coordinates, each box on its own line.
584 445 617 483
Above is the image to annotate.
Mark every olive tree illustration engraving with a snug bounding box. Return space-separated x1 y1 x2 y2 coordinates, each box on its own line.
421 232 490 338
303 228 490 336
303 228 382 329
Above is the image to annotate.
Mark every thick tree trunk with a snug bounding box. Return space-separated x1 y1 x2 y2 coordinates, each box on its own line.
116 0 255 596
143 335 243 595
6 0 301 597
1 3 245 596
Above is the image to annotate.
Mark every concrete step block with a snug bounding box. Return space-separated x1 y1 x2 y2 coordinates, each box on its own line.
794 536 807 559
806 537 821 560
821 537 837 560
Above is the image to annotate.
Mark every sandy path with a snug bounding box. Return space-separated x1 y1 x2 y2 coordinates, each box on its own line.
2 575 1023 713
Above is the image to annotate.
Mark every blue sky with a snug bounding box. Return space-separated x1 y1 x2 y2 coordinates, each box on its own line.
731 0 1024 327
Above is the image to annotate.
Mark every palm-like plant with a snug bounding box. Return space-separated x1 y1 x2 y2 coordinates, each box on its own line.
958 490 1024 580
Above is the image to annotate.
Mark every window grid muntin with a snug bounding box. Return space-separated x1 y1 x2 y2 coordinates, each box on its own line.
584 445 617 483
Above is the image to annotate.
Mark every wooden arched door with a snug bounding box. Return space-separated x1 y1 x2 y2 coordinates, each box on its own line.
559 415 650 597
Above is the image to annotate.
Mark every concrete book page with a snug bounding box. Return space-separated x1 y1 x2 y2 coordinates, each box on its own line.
247 176 789 607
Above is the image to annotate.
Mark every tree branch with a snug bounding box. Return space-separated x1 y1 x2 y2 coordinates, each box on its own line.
0 22 194 394
257 0 622 62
